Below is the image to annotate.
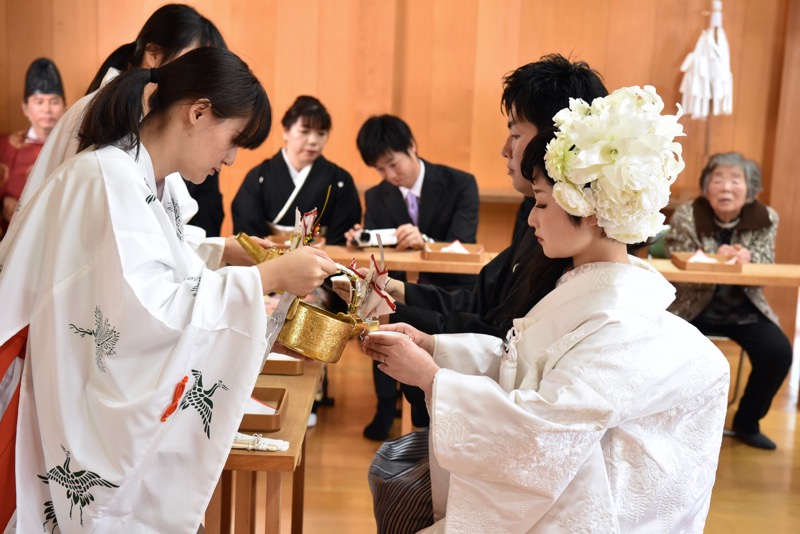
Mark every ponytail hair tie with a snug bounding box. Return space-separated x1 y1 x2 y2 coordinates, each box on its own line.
149 68 158 84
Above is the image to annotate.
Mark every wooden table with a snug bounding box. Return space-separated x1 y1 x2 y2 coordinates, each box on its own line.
648 258 800 343
324 245 496 282
205 360 322 534
647 258 800 287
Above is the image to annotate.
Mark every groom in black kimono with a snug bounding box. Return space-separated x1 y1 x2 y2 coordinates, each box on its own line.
379 55 609 432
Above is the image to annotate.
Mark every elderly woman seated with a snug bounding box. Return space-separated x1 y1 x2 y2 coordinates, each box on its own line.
665 151 793 450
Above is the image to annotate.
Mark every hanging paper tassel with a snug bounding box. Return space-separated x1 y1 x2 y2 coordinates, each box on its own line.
679 0 733 120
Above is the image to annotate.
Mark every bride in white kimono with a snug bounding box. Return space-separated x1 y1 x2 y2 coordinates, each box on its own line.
364 87 730 533
0 48 336 533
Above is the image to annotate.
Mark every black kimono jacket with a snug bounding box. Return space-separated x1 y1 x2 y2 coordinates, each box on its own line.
232 150 362 245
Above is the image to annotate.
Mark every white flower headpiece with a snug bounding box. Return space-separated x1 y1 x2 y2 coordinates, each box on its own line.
544 85 685 244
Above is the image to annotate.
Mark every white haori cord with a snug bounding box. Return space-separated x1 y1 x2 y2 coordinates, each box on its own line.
499 327 520 393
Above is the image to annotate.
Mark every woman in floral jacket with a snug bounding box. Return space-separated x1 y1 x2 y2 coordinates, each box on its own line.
666 152 793 450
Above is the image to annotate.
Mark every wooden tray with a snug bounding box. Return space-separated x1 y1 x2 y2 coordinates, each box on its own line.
422 242 484 262
670 251 742 273
261 353 305 375
239 387 288 433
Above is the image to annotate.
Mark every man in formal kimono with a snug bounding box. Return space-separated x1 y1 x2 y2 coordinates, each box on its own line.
345 114 480 440
383 55 608 338
373 56 610 435
0 58 66 237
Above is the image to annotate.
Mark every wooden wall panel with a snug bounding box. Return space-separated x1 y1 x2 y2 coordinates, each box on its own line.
52 0 96 102
0 0 795 258
0 2 9 132
763 0 799 341
396 0 435 163
428 0 479 171
4 0 52 130
468 0 523 192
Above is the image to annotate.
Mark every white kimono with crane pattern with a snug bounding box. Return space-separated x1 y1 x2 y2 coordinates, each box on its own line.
0 143 266 533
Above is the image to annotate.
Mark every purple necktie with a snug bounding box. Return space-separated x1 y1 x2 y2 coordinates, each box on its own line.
407 192 419 226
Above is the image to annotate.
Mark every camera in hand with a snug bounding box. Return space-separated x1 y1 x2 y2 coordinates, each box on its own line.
354 228 397 247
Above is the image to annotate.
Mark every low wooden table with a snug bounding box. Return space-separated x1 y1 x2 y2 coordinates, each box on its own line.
205 360 322 534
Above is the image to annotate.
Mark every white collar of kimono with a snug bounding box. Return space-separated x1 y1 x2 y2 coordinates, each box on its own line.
280 147 312 188
131 142 160 199
400 159 425 200
524 256 676 325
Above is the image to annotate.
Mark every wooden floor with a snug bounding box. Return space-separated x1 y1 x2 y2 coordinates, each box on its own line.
272 336 800 533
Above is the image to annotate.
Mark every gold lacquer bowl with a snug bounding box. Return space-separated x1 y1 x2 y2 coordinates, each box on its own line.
277 300 374 363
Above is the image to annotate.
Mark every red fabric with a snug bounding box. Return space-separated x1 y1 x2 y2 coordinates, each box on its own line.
0 131 44 201
0 326 28 529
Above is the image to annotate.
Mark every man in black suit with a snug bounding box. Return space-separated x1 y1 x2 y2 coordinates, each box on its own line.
345 114 479 439
347 114 479 288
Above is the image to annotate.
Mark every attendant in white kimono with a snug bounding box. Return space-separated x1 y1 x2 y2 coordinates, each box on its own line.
17 4 232 250
0 47 337 533
363 87 730 533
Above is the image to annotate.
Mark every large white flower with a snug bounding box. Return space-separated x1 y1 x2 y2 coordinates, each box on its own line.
544 85 685 244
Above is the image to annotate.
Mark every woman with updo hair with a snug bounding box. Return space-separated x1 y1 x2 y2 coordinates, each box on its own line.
0 47 336 532
666 151 793 450
232 95 361 245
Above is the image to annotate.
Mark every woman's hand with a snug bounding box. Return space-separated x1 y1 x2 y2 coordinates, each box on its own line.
717 244 752 264
362 326 438 396
258 246 337 295
373 322 434 354
222 235 275 266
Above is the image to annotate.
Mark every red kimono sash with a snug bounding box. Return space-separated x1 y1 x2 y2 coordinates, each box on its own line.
0 326 28 528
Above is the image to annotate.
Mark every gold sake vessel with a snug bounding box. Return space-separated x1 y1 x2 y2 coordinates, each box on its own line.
236 232 377 363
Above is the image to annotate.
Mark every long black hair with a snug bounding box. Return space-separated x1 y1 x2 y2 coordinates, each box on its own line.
78 47 271 153
85 4 226 95
491 131 572 328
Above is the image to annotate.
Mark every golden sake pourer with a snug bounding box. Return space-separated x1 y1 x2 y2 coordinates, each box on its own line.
236 232 378 363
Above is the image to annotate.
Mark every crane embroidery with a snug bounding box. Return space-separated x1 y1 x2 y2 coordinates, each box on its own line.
166 197 185 242
143 176 156 204
179 369 229 438
69 306 120 373
38 445 119 527
42 500 58 533
186 275 201 297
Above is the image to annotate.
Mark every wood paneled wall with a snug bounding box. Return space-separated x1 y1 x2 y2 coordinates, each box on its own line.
0 0 795 252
